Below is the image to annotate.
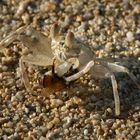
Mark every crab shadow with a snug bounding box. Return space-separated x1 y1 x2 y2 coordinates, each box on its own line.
53 57 140 119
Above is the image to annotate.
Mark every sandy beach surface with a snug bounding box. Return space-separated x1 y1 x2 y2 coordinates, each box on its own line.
0 0 140 139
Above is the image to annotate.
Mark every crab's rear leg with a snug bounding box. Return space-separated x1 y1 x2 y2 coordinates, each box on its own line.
107 63 140 89
64 62 121 116
110 73 120 116
90 65 121 116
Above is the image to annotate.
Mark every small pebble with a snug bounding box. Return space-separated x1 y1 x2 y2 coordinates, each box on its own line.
39 136 46 140
105 42 113 52
84 129 88 135
126 31 134 42
50 99 64 108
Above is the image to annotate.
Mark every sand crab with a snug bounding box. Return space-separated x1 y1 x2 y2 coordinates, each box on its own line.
0 23 140 116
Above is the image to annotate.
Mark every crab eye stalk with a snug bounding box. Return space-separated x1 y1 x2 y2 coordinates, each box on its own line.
65 31 75 48
50 23 60 40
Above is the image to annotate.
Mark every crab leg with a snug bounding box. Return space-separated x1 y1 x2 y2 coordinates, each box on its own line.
64 60 94 82
19 54 54 92
107 63 140 89
0 26 27 50
19 58 33 93
110 73 120 116
64 61 121 115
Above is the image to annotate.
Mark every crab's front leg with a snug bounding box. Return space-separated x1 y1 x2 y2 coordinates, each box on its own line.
55 58 79 77
19 54 54 94
0 26 27 51
19 58 33 93
64 60 94 82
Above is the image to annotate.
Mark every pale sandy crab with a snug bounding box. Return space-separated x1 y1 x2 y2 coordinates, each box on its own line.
0 23 140 116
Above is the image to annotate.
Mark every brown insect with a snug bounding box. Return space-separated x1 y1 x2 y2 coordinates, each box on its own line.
39 63 66 97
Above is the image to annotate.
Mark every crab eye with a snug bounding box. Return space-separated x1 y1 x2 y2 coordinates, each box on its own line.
50 23 60 40
65 31 75 48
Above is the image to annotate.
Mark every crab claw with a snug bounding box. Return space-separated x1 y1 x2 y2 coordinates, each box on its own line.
65 31 75 48
50 23 60 40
